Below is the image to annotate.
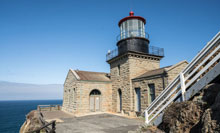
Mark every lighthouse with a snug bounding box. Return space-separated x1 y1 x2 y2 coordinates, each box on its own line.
107 11 164 114
117 11 150 55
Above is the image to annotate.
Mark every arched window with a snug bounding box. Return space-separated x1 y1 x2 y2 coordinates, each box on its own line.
90 89 101 95
73 88 76 101
117 89 122 112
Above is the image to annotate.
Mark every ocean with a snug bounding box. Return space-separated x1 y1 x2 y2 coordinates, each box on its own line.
0 100 62 133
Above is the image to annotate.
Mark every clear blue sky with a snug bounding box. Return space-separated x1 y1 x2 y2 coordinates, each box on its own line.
0 0 219 84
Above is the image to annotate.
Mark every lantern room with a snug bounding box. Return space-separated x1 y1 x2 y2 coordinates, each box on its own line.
118 11 147 40
106 11 164 62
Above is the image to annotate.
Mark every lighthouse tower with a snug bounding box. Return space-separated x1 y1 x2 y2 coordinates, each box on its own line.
117 11 149 55
107 12 164 115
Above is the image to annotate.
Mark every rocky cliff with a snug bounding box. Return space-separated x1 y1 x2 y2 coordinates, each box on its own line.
136 83 220 133
20 110 46 133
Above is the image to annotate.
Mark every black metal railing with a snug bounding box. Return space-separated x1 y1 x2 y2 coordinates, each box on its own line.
117 30 149 41
106 45 164 61
149 46 164 57
106 49 118 61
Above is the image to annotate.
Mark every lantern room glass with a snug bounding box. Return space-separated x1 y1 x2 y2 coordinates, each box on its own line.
120 19 145 40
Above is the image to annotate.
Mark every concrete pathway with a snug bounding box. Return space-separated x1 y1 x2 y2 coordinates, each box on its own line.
54 113 143 133
42 110 74 120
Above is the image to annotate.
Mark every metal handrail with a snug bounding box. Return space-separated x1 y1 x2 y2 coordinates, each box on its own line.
146 32 220 112
106 48 118 61
106 45 164 61
26 120 56 133
37 104 61 111
116 30 149 41
183 32 220 74
145 31 220 124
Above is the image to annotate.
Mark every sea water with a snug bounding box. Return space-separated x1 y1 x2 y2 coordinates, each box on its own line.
0 100 62 133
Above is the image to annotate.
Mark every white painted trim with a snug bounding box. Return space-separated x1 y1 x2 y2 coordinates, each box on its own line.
183 32 220 74
185 53 220 88
185 44 220 81
145 110 149 123
70 69 81 80
180 72 186 101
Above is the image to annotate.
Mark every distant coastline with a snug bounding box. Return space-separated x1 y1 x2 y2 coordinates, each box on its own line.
0 81 63 100
0 99 63 101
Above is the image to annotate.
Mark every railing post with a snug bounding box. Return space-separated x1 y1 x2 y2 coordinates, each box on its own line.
180 72 186 101
145 110 149 124
52 121 56 133
37 105 41 111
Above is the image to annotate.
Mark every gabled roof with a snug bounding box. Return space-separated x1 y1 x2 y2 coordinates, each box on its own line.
133 60 188 80
133 66 171 80
70 69 111 82
165 60 188 72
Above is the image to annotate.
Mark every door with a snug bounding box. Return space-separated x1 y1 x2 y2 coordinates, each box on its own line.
90 96 95 112
89 89 101 112
95 96 100 111
148 84 155 104
117 89 122 112
135 88 141 112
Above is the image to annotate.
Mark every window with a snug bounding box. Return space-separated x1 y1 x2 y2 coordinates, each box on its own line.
128 20 133 32
117 65 120 76
90 89 101 95
73 88 76 101
125 21 128 32
148 84 155 103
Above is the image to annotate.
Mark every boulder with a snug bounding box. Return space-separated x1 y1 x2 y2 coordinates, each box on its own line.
20 110 46 133
158 101 202 133
158 83 220 133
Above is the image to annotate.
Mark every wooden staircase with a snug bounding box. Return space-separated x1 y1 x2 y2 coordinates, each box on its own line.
144 32 220 125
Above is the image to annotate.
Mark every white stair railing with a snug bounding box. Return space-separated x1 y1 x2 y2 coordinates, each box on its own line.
145 32 220 124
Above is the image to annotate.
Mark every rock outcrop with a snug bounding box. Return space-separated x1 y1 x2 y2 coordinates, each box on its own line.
20 110 46 133
136 83 220 133
134 125 164 133
158 101 203 133
158 83 220 133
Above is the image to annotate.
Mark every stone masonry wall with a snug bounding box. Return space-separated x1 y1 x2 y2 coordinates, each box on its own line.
62 69 112 115
129 55 160 79
74 81 112 114
62 70 79 113
167 61 188 85
110 57 130 113
109 53 161 114
132 76 168 112
131 61 188 113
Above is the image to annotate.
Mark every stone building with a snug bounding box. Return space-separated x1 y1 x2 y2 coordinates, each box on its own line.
62 11 188 116
132 60 188 113
62 70 112 115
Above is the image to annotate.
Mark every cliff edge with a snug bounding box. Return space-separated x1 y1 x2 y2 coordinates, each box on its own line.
20 110 46 133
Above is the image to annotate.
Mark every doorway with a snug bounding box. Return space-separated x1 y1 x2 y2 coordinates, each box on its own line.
117 89 122 112
135 88 141 112
90 89 101 112
148 84 155 104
